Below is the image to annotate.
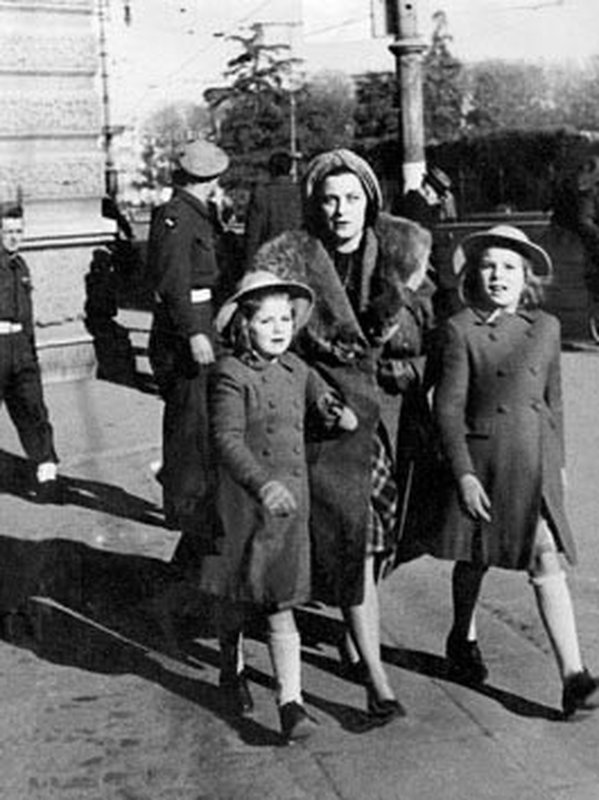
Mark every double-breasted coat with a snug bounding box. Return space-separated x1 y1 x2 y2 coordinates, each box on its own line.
203 351 344 610
251 213 432 606
431 306 576 570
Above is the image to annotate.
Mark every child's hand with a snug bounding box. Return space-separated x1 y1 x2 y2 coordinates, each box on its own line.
458 473 492 522
259 481 297 516
335 405 358 431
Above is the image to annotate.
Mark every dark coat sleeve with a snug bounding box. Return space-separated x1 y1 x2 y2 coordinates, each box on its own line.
433 320 474 480
210 362 270 497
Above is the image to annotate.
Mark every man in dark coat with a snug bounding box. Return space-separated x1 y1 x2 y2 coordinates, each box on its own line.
244 150 302 266
147 139 229 539
0 204 60 502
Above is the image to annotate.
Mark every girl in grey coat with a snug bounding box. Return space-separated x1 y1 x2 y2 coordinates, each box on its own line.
432 224 598 718
205 271 358 741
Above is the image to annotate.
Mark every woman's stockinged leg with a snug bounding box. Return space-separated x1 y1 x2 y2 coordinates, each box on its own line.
343 554 395 702
528 520 583 680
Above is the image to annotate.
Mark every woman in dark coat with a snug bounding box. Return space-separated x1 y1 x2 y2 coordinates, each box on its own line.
251 149 432 719
431 224 599 718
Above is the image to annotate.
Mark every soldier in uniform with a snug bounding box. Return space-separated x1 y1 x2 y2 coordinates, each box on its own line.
0 204 60 502
147 139 230 543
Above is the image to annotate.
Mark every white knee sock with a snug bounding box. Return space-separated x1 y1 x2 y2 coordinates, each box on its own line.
267 630 302 706
36 462 57 483
530 571 583 680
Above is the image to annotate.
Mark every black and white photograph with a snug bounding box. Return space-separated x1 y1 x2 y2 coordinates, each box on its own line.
1 1 599 797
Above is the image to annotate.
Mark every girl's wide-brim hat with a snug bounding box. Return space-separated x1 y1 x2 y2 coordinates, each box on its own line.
453 224 552 278
215 270 315 334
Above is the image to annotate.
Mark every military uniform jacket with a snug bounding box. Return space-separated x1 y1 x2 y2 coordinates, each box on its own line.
0 248 35 340
148 187 220 340
202 351 338 610
432 306 576 570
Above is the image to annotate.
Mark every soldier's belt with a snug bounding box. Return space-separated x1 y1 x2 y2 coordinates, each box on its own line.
0 321 23 334
154 288 212 304
190 288 212 303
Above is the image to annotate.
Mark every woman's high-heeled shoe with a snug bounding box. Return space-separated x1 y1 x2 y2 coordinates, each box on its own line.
365 682 406 722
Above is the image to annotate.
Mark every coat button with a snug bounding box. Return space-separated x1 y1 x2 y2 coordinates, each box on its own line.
268 399 276 408
496 368 506 377
497 404 508 414
293 444 302 454
529 366 539 375
262 448 272 457
531 400 542 412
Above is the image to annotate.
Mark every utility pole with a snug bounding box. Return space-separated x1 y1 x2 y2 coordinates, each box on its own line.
98 0 117 198
388 0 427 194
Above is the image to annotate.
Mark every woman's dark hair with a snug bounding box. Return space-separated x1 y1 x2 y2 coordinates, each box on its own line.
459 251 546 309
223 290 296 353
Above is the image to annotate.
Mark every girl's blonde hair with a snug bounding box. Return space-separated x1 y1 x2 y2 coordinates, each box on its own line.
459 249 546 310
223 290 296 354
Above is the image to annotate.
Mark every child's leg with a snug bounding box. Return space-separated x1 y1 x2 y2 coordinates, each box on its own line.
268 608 316 740
446 561 489 683
528 519 583 680
267 609 302 706
216 599 253 715
450 561 487 642
216 599 246 677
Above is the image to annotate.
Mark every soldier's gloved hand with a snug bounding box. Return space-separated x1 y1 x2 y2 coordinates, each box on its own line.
259 480 297 516
189 333 215 365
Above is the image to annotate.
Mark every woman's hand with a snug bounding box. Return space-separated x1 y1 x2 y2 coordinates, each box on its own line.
259 481 297 516
458 473 492 522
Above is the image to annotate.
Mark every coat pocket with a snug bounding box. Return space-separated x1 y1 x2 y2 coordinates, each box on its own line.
465 417 495 438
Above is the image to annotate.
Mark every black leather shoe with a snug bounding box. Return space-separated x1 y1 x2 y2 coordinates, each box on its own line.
35 479 64 505
279 701 317 742
562 669 599 719
219 670 254 716
446 631 488 684
366 684 406 722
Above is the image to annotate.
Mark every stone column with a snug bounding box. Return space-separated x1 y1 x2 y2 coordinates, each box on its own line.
0 0 113 376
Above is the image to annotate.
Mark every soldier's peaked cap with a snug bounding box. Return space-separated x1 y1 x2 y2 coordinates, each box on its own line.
178 139 229 181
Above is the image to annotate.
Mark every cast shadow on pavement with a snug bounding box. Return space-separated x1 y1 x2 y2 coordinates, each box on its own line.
294 607 562 723
0 536 369 745
0 449 164 528
381 644 564 722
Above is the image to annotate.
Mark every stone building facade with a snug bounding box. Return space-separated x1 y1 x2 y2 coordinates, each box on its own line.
0 0 113 377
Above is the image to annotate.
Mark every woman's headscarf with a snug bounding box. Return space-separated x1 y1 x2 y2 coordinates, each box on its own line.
302 149 383 234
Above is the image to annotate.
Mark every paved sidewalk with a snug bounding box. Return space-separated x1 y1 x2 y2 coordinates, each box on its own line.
1 368 599 799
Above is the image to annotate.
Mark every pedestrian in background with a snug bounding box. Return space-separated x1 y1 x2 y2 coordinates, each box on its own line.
147 139 229 545
430 224 599 719
251 148 432 723
0 203 61 503
204 271 358 741
244 150 303 266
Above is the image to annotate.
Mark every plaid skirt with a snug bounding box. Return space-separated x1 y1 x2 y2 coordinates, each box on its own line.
368 429 399 555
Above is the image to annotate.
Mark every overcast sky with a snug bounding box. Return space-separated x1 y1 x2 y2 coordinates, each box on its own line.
108 0 599 124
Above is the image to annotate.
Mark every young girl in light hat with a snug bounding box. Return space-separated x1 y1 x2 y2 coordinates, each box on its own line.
430 224 599 718
205 270 358 741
